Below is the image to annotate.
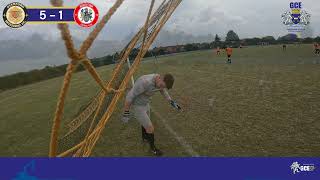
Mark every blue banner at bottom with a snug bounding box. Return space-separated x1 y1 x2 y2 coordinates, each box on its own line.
0 158 318 180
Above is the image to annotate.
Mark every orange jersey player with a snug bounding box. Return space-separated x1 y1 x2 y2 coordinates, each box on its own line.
225 47 233 64
314 43 320 55
216 46 221 55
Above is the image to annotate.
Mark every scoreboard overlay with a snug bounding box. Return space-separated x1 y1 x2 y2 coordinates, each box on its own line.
26 6 76 24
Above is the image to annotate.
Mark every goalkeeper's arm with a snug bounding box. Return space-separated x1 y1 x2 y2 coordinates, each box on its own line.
160 89 181 110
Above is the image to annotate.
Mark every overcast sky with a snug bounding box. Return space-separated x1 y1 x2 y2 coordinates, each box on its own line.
0 0 320 41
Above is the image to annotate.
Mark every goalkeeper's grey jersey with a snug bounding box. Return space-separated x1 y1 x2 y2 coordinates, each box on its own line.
126 74 171 106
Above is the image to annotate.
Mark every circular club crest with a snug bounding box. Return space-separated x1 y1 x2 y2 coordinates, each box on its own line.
2 2 28 28
74 3 99 28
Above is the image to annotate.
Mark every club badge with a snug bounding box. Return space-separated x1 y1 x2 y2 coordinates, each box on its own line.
74 2 99 28
3 2 28 28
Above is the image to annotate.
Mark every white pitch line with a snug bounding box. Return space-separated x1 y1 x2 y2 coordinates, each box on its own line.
151 108 200 157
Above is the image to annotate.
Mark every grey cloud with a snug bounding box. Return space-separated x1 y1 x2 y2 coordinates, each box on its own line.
1 0 320 40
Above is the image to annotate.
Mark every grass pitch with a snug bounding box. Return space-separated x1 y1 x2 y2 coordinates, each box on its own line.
0 44 319 157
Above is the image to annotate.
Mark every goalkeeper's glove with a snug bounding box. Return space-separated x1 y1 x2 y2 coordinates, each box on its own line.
170 100 181 110
121 110 130 123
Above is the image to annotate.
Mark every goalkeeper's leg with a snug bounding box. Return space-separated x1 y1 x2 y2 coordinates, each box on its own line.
141 105 151 142
144 125 163 156
141 126 148 142
133 105 163 156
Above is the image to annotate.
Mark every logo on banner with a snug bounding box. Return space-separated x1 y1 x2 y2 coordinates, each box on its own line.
281 2 311 34
74 2 99 28
13 160 73 180
290 162 316 174
2 2 28 28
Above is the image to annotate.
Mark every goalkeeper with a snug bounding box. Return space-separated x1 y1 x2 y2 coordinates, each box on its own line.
122 73 181 156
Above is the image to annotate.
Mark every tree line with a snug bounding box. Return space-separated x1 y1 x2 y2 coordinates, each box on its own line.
1 30 319 91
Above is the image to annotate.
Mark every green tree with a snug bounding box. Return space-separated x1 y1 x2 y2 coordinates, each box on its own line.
262 36 276 44
185 44 194 51
214 34 221 43
226 30 240 42
277 34 298 43
302 37 313 43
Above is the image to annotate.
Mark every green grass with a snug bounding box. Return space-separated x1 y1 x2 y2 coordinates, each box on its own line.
0 44 319 157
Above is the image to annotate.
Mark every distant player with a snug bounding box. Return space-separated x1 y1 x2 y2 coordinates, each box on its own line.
216 46 221 55
282 44 287 52
314 43 320 55
122 73 181 156
225 46 233 64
